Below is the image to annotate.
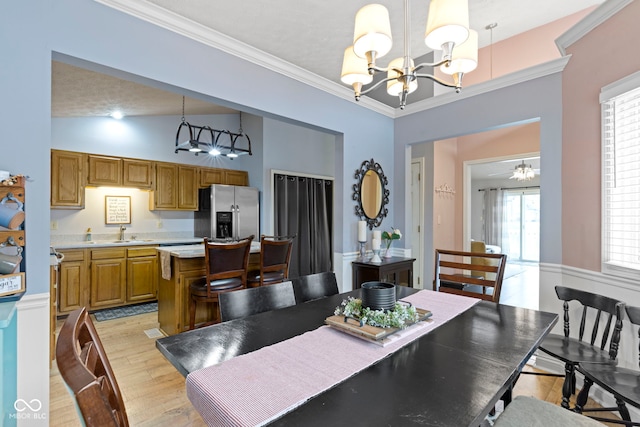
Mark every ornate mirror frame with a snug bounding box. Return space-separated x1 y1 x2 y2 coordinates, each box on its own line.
352 158 389 229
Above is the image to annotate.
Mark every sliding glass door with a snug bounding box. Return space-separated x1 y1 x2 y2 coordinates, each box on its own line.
502 189 540 262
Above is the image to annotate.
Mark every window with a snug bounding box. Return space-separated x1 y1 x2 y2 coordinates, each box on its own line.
602 71 640 278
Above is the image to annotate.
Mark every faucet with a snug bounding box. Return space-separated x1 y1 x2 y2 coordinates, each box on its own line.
119 224 126 241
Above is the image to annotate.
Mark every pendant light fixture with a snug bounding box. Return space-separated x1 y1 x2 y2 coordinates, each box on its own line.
341 0 478 109
175 97 252 158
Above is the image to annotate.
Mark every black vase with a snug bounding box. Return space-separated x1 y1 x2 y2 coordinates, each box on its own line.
361 281 396 311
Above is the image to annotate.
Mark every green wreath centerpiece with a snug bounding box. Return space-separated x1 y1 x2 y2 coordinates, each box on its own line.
334 297 420 329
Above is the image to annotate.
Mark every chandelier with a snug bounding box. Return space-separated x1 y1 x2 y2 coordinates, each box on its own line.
340 0 478 109
174 97 251 158
510 161 536 181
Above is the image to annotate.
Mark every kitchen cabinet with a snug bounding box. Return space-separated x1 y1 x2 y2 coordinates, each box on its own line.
58 249 88 314
87 155 122 186
90 248 127 308
123 159 153 188
57 245 159 314
126 247 157 302
199 167 224 188
224 169 249 186
51 150 85 209
87 155 153 189
150 163 198 210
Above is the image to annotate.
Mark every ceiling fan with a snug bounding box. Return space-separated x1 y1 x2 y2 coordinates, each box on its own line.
486 157 540 179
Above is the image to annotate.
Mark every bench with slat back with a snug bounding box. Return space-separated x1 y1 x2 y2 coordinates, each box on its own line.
433 249 507 303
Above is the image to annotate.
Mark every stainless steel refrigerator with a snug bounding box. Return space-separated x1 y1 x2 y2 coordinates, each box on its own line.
194 184 259 241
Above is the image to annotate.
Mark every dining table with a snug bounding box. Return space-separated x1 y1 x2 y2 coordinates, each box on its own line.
156 286 558 427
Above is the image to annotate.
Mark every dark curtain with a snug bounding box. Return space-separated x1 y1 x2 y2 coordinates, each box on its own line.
274 174 332 278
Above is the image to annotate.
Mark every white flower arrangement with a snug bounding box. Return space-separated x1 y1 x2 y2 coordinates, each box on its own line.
381 227 402 250
334 297 419 329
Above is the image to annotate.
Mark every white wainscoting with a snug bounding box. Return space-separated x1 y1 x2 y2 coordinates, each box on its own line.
16 293 50 426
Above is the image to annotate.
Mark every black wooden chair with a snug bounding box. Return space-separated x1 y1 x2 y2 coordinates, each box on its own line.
493 395 605 426
536 286 624 409
574 304 640 426
433 248 507 303
189 236 254 329
218 281 296 322
246 234 295 288
291 271 339 303
56 307 129 427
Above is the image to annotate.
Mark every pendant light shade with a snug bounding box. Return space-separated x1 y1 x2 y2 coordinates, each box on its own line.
424 0 470 50
341 47 374 86
440 29 478 75
353 4 393 59
387 57 418 96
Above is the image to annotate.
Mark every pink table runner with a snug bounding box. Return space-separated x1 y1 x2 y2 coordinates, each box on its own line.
186 290 479 426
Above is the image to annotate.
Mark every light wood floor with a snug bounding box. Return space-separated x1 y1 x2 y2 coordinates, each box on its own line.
50 311 622 426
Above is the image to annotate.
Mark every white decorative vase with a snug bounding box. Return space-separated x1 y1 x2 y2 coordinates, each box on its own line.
384 247 392 258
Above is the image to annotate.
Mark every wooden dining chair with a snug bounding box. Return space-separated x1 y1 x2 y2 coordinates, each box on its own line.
433 248 507 303
218 281 296 322
493 395 605 426
56 307 129 427
536 286 624 410
574 304 640 425
291 271 339 303
189 235 254 330
246 234 295 288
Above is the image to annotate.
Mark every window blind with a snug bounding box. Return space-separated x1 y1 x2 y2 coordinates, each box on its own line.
602 85 640 275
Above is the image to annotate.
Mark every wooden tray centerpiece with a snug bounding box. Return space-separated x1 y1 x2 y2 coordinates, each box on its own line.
326 297 432 344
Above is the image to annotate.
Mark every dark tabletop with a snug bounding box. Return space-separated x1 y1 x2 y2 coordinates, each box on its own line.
156 287 558 427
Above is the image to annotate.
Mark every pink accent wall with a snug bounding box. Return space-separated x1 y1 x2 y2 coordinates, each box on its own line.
562 1 640 271
433 138 457 252
435 7 596 86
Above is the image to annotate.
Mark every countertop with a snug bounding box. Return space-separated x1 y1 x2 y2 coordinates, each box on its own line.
51 238 204 250
156 242 261 258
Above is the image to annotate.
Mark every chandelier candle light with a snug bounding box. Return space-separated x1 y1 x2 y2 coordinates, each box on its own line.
358 220 368 258
341 0 478 109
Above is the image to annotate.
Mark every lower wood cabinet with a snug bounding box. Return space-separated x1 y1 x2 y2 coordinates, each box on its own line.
90 248 127 308
57 245 158 315
58 249 88 313
127 247 157 302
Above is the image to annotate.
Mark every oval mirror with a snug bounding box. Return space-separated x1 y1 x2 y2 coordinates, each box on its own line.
353 159 389 229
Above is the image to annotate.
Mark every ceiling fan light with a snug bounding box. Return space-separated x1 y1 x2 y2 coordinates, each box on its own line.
386 57 417 96
353 4 393 59
424 0 470 50
440 29 478 75
341 46 374 85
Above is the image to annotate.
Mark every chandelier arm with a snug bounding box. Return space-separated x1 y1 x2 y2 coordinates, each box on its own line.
413 58 449 72
414 73 460 90
359 76 400 97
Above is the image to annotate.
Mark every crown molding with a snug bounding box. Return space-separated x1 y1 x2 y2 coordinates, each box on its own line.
396 56 571 118
94 0 396 118
555 0 634 56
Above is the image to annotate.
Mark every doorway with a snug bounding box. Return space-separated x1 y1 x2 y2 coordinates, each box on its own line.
411 159 425 288
502 189 540 262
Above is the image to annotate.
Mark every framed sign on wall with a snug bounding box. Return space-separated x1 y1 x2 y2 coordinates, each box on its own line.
105 196 131 224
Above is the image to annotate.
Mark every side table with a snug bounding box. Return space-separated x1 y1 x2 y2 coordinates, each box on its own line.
352 256 416 289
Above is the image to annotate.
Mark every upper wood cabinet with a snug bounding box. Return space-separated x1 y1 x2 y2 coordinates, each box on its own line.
224 170 249 186
123 159 153 188
199 167 224 188
51 150 85 209
87 155 153 189
88 155 122 186
150 163 198 210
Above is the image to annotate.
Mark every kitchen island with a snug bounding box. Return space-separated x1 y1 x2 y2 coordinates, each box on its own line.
156 242 260 335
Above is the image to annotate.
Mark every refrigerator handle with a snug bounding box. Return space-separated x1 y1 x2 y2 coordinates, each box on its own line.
235 204 240 240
